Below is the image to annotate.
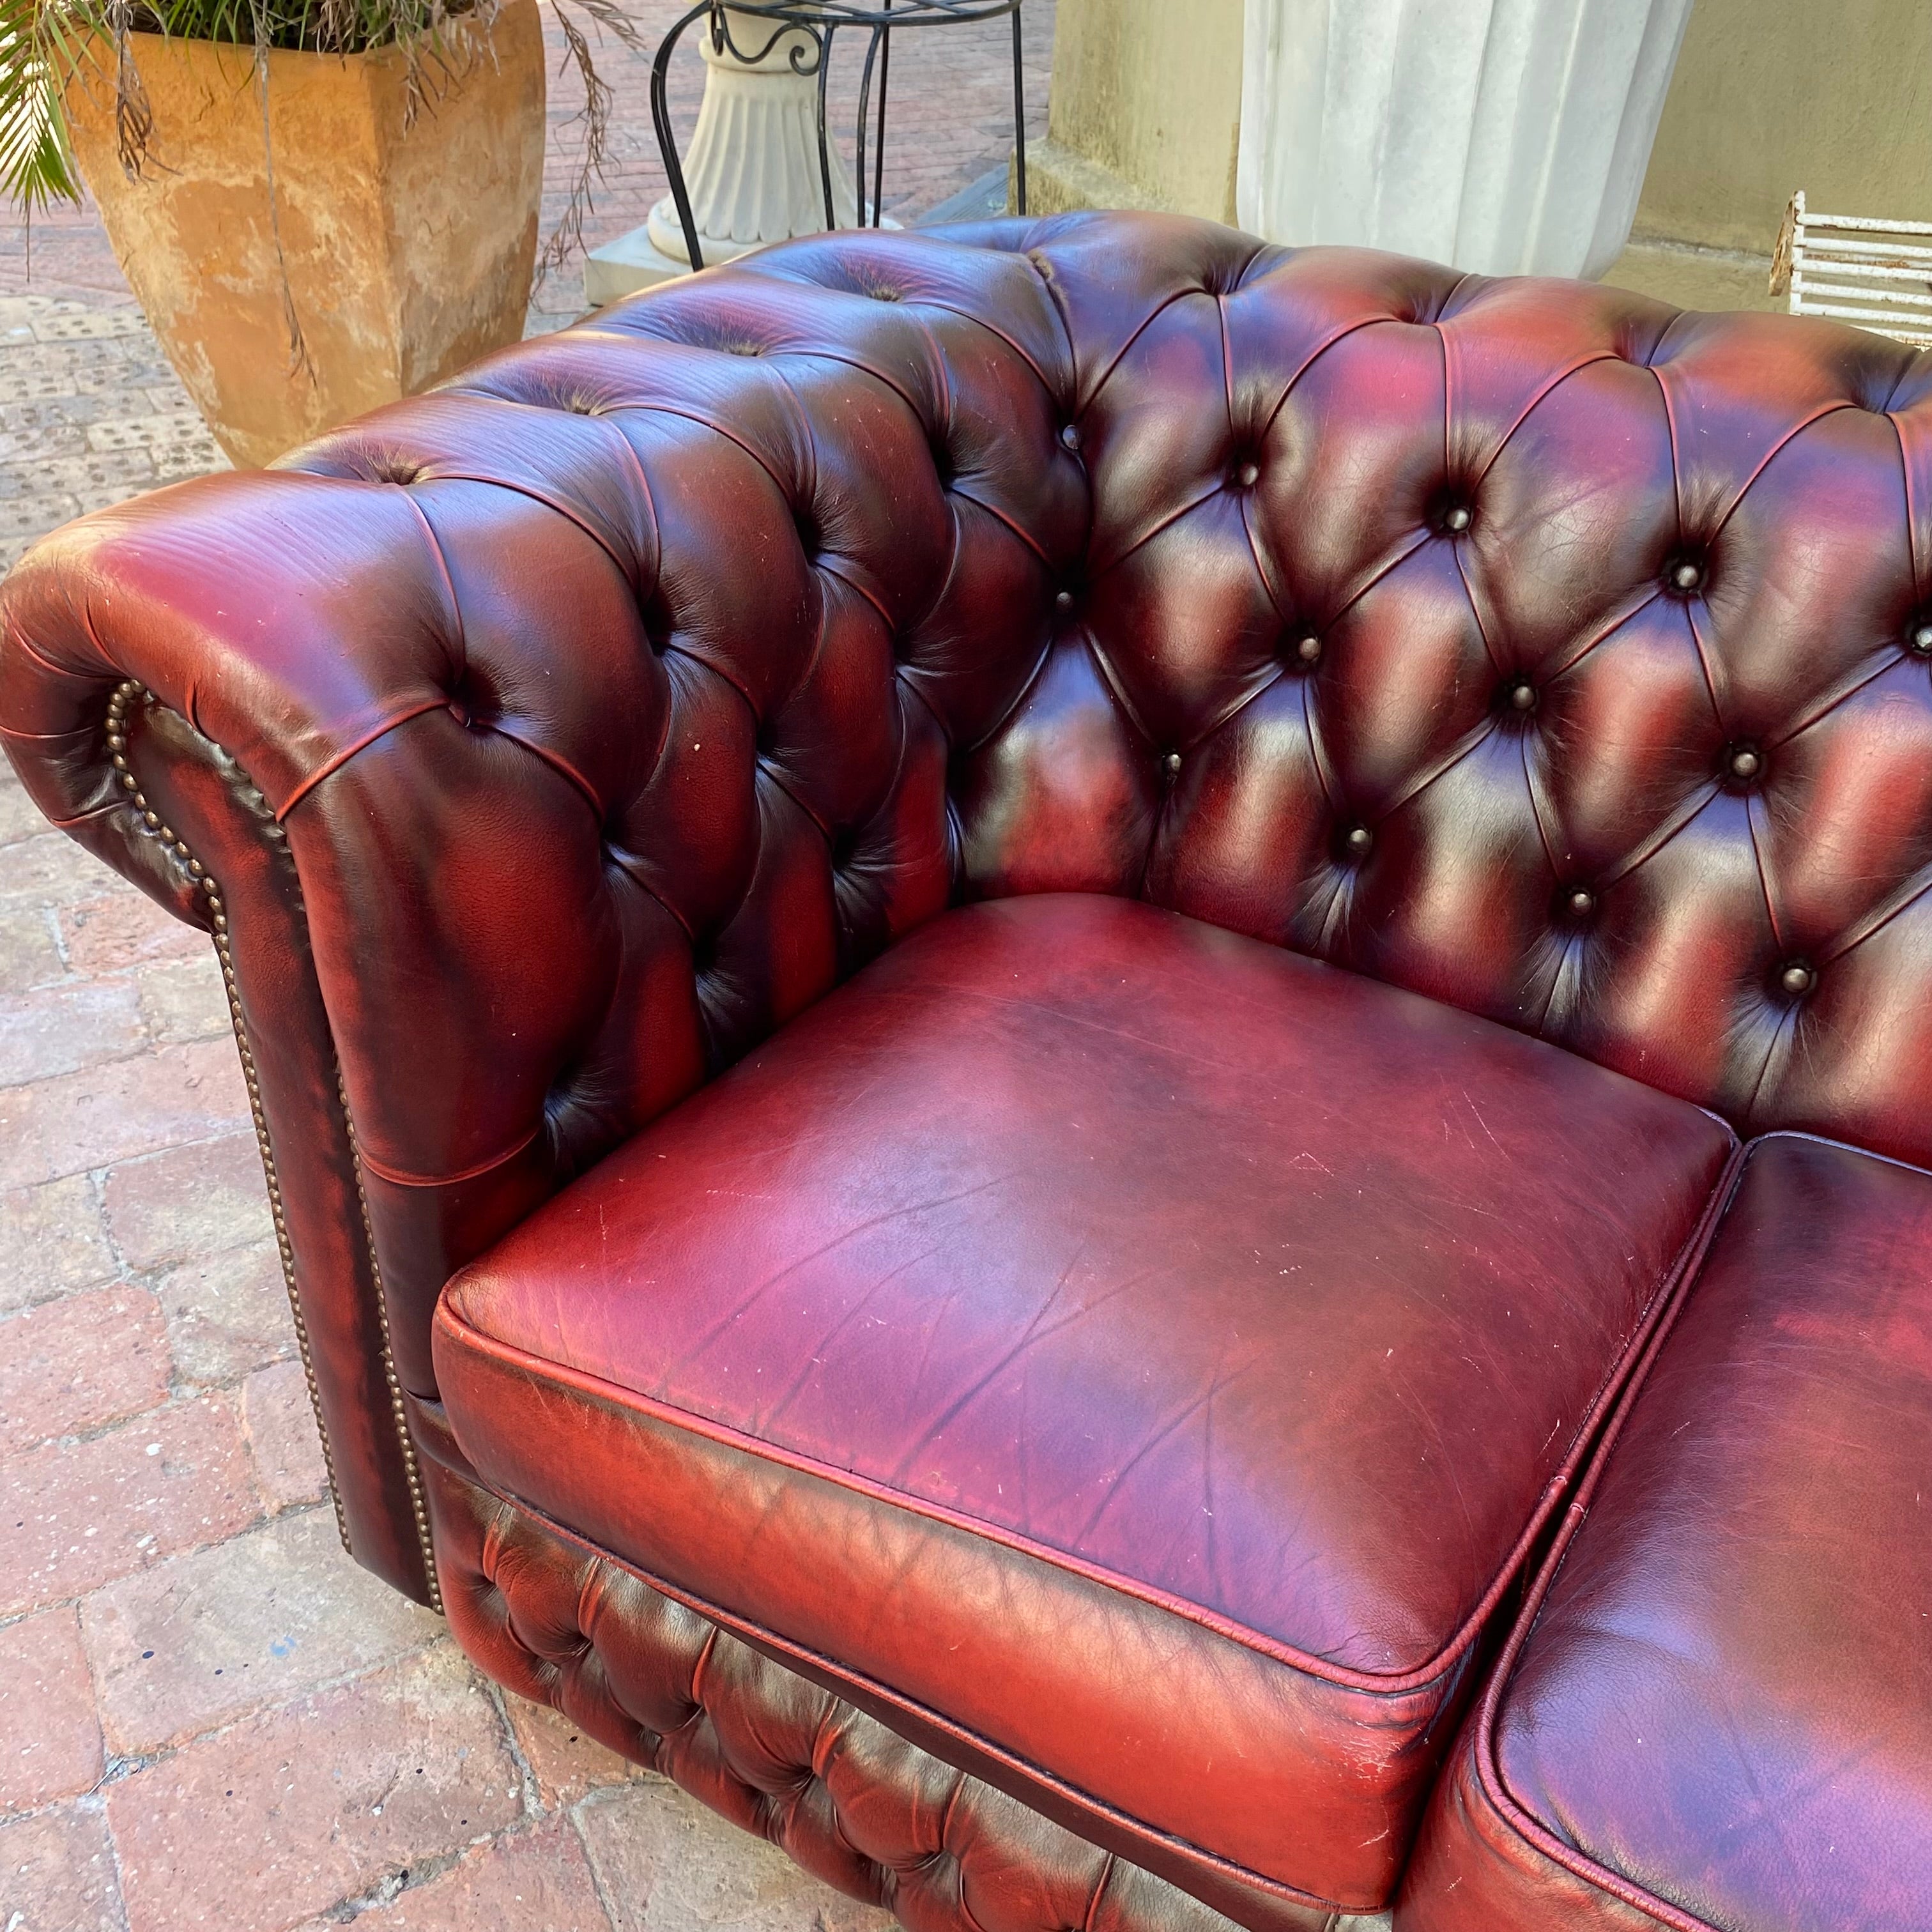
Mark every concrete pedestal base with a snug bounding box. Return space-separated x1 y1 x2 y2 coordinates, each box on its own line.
585 215 903 307
584 227 756 304
1018 137 1166 218
585 6 877 306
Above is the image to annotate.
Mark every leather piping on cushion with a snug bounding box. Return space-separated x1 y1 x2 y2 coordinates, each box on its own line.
400 1400 1353 1929
415 1430 1369 1932
435 1136 1743 1694
434 1330 1452 1909
1394 1153 1772 1932
431 1146 1742 1912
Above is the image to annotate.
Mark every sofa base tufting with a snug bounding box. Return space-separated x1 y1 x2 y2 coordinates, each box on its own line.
420 1443 1390 1932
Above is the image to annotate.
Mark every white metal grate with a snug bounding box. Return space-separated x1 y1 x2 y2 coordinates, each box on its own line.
1771 190 1932 349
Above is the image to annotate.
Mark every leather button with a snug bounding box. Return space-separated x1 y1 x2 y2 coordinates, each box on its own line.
1163 751 1183 775
1443 505 1472 533
1670 559 1705 593
1055 589 1074 611
1233 461 1261 489
1506 678 1537 714
1910 621 1932 656
1727 745 1763 783
1292 632 1322 666
1344 824 1374 857
1567 887 1597 918
1781 962 1816 997
1059 424 1081 452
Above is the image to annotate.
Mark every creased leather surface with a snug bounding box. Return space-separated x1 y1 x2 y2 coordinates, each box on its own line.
434 892 1735 1907
5 215 1930 1592
422 1444 1383 1932
3 210 1928 1900
1397 1133 1932 1932
8 216 1931 1417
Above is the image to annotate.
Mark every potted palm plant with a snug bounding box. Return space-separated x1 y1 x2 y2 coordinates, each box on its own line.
3 0 630 466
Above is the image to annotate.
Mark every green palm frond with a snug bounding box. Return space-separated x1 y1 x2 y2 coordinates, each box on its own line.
1 0 85 211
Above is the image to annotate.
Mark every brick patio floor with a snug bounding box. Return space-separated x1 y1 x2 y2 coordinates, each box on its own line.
0 7 1051 1927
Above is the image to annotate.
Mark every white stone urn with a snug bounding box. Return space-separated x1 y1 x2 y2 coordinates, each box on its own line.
586 8 867 302
1236 0 1695 279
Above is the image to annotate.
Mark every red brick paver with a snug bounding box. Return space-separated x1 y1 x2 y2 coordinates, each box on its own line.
242 1358 334 1509
0 9 1051 1926
0 1283 170 1453
80 1508 441 1757
0 1604 105 1813
0 1800 125 1930
105 1644 525 1932
0 1394 259 1616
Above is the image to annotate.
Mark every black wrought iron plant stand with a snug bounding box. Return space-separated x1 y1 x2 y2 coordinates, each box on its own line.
650 2 1029 274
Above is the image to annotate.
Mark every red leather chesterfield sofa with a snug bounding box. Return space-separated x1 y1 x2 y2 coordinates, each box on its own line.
4 211 1929 1932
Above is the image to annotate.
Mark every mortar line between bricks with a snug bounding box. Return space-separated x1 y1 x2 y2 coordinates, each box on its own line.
0 1119 266 1202
0 1322 280 1450
86 1158 135 1284
0 946 239 1027
0 1372 250 1457
94 1786 137 1932
0 1229 291 1342
0 1268 125 1324
567 1794 629 1932
0 1036 190 1097
304 1837 477 1928
58 1584 454 1772
482 1678 546 1823
68 1593 115 1850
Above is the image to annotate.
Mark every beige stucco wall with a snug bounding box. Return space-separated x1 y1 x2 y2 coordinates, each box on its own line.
1632 0 1932 256
1028 0 1929 314
1023 0 1243 222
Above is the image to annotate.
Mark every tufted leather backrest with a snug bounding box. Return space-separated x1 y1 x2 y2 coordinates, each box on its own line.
370 209 1932 1183
10 211 1932 1422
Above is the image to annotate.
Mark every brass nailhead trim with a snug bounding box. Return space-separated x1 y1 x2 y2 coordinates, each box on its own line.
105 682 441 1609
337 1071 442 1614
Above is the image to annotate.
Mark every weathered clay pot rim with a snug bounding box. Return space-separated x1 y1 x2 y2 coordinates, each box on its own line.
72 11 504 80
61 0 544 468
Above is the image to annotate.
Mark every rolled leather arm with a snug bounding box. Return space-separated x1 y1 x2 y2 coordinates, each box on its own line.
0 230 1086 1603
0 471 498 1603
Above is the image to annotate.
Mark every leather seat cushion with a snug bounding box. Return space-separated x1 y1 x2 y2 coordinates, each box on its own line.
1399 1131 1932 1932
433 894 1736 1913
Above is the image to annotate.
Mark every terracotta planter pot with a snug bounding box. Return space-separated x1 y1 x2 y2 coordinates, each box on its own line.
62 3 545 468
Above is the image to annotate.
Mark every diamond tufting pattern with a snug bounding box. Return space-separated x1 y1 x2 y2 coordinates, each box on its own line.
6 210 1932 1602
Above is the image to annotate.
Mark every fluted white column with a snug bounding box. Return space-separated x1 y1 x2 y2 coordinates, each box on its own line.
645 11 862 265
587 8 868 302
1236 0 1694 279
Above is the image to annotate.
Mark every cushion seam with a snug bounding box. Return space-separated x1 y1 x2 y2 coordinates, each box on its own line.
1471 1144 1758 1932
435 1140 1738 1699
